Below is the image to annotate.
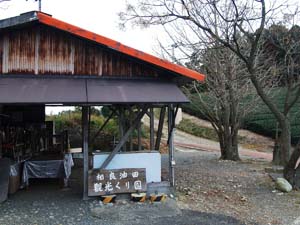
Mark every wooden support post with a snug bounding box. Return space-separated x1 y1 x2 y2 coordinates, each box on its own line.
88 106 91 145
129 107 133 151
168 104 175 187
150 107 154 150
118 107 126 152
100 106 148 169
82 106 89 200
137 108 142 151
155 107 166 150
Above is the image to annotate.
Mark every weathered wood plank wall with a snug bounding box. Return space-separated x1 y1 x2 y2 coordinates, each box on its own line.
0 24 160 77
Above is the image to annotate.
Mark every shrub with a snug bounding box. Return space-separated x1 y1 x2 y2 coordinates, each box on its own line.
177 118 219 141
46 110 118 150
182 87 300 145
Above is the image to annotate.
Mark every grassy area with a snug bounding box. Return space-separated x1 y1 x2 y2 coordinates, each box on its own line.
182 87 300 144
177 118 247 143
177 118 219 141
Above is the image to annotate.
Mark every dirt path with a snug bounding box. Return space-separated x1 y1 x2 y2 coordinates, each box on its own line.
172 129 272 161
143 112 273 161
182 113 275 152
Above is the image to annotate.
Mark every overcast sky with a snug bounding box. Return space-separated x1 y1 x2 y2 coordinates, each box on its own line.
0 0 161 54
0 0 163 115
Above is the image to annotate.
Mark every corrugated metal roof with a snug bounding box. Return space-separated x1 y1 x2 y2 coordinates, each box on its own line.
0 11 205 82
0 77 189 104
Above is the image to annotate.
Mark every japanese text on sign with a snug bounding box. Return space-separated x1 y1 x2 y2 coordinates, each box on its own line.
88 168 146 196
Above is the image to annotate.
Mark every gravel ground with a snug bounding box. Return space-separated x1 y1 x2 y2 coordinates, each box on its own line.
1 139 299 224
174 148 300 225
0 158 245 225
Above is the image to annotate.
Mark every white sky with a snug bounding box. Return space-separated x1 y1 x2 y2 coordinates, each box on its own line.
0 0 161 54
0 0 164 115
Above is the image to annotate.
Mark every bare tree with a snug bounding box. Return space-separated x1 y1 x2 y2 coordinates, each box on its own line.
146 14 261 161
184 45 259 161
120 0 300 181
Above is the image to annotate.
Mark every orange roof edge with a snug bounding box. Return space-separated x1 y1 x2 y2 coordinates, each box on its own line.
36 12 205 81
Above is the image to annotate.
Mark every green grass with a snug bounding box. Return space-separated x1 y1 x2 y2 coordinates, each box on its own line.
177 118 219 141
177 118 246 143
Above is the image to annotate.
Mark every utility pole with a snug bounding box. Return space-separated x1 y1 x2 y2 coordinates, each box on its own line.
38 0 41 11
26 0 42 11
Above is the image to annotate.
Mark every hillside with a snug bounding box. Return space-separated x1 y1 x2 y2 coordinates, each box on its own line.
183 88 300 145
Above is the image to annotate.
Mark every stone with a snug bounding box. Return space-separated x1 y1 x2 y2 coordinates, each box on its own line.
275 178 292 192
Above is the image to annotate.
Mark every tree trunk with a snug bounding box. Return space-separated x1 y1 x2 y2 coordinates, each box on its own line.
217 131 225 157
219 129 240 161
249 74 292 166
273 120 291 166
284 142 300 186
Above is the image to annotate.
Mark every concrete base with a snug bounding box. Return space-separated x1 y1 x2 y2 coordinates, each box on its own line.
147 181 171 197
90 198 182 223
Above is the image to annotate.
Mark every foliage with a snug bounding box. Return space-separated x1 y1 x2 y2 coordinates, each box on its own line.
46 108 149 151
183 87 300 145
243 88 300 145
177 118 219 141
101 106 113 118
261 24 300 87
46 110 118 150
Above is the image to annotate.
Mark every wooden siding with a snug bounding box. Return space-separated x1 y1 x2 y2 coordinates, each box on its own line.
0 24 159 77
38 26 73 75
8 28 36 74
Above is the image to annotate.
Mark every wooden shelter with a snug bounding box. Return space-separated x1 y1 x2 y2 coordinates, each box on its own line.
0 11 205 200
